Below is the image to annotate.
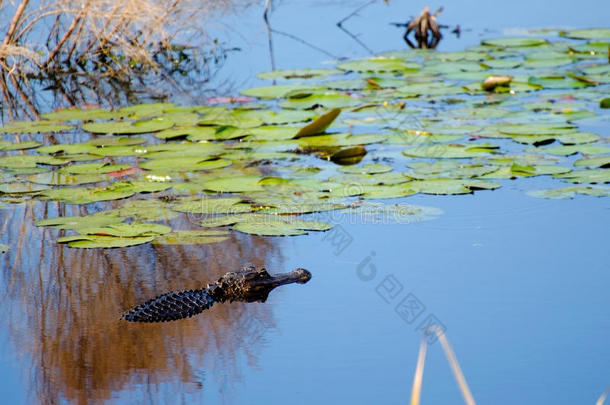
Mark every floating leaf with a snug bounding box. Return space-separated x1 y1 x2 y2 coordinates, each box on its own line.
482 37 547 47
77 222 171 237
279 93 361 110
41 107 124 121
257 68 343 80
139 157 232 172
528 145 610 156
601 98 610 109
241 84 324 99
172 197 252 215
57 234 155 248
338 163 392 174
330 146 367 165
337 57 419 73
232 216 332 236
528 185 610 199
0 120 74 134
0 141 42 151
293 108 341 138
574 156 610 169
0 155 66 169
201 175 268 193
482 75 512 91
554 169 610 184
39 182 136 204
87 136 146 146
562 28 610 39
0 182 51 194
26 172 108 185
402 143 498 159
0 244 8 254
152 230 230 245
82 117 173 134
35 214 123 230
58 162 131 175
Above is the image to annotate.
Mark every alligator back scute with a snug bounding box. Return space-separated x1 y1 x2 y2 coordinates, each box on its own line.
121 288 216 322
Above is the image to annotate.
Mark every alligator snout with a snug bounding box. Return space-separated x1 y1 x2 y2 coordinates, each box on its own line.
292 268 312 284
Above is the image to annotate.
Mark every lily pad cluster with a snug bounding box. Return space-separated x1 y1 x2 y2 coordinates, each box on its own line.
1 29 609 248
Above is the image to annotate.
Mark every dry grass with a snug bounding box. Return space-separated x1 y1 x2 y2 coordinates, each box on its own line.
0 0 257 74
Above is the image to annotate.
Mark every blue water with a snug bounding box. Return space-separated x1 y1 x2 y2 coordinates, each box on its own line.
1 0 609 404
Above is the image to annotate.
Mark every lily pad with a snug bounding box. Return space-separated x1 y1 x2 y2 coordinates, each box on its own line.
152 230 230 245
402 143 498 159
337 57 419 73
172 197 252 215
257 68 343 80
76 222 171 237
57 234 156 248
82 117 173 134
0 120 74 134
562 28 610 39
482 37 547 48
527 185 610 199
293 108 341 138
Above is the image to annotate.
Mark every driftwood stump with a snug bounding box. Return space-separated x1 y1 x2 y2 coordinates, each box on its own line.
404 6 443 49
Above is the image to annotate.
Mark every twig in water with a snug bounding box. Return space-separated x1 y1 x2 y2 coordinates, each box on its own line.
596 386 610 405
409 326 477 405
263 0 276 71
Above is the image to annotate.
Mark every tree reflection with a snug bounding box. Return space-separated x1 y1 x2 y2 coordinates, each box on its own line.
0 201 283 404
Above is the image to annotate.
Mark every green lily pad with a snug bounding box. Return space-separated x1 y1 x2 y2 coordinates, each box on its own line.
241 84 325 99
139 157 232 172
562 28 610 39
57 234 156 248
76 222 171 237
0 120 74 134
574 156 610 169
87 136 146 146
0 182 51 194
528 145 610 156
527 185 610 199
482 37 548 47
82 117 174 134
338 163 392 174
35 214 123 230
152 230 230 245
58 162 131 175
407 161 497 179
279 93 362 110
117 102 176 117
257 68 343 80
41 107 124 121
25 172 108 185
0 155 66 168
0 141 42 151
337 57 419 73
293 108 341 138
410 179 500 195
232 216 332 236
201 175 268 193
402 143 498 159
554 169 610 184
172 197 252 215
39 182 136 204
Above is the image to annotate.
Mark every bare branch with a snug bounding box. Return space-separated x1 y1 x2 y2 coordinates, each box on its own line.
1 0 31 48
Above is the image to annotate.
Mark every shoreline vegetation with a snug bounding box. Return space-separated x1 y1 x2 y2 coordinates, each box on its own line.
0 0 257 119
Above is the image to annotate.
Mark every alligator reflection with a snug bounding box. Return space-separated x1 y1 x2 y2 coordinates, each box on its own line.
0 201 283 404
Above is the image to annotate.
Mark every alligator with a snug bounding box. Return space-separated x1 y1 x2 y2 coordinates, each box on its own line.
120 266 312 323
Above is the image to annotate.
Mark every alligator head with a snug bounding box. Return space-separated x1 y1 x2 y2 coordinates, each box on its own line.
208 266 312 303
